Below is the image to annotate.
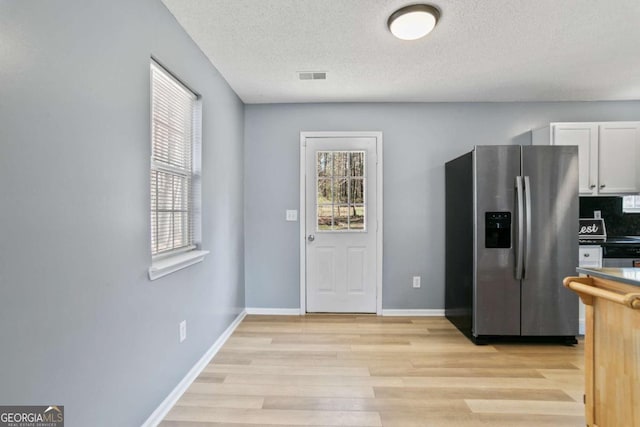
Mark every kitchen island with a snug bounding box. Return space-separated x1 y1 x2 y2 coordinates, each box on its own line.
564 268 640 427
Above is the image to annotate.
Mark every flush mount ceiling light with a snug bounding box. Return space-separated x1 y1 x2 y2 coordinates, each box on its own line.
388 4 440 41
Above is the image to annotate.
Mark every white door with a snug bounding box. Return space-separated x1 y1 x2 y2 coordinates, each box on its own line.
304 136 378 313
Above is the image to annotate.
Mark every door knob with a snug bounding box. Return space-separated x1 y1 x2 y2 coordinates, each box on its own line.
307 234 315 242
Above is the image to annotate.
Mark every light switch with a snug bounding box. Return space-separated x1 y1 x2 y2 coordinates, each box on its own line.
286 210 298 221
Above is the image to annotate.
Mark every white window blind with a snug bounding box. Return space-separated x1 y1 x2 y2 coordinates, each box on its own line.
150 61 198 256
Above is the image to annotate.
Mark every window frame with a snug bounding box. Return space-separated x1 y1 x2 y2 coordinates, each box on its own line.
148 59 208 280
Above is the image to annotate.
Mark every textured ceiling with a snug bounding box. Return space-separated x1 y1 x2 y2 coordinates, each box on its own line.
161 0 640 104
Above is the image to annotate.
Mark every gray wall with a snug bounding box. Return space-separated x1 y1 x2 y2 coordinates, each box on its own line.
0 1 244 426
244 102 640 309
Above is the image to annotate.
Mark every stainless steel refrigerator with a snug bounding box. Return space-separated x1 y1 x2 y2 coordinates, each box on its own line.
445 145 579 344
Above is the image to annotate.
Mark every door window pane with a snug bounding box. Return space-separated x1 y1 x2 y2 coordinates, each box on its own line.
333 152 349 177
349 205 365 230
350 152 365 176
350 178 365 204
317 152 332 177
316 151 366 232
334 178 349 204
317 178 332 204
317 204 334 230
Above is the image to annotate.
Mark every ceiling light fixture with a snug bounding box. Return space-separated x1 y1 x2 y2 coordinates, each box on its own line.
388 4 440 41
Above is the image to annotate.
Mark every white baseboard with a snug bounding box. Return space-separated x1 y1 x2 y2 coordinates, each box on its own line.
245 307 302 315
141 309 247 427
247 308 445 316
382 309 445 316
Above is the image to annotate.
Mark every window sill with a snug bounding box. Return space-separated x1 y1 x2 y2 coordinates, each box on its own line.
148 250 209 281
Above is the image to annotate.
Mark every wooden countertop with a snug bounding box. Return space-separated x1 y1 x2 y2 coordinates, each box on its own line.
576 267 640 287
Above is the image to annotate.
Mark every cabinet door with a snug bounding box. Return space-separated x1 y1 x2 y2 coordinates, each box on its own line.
552 123 598 195
598 123 640 194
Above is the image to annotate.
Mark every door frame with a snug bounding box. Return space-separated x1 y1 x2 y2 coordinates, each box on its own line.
299 131 384 315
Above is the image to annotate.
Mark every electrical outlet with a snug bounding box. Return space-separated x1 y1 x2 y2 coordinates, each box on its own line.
412 276 421 288
594 210 602 219
179 320 187 343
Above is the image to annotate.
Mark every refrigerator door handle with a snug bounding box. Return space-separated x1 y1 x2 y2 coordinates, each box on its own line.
523 176 532 279
515 176 524 280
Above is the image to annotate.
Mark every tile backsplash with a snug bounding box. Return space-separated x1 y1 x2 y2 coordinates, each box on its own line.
579 196 640 236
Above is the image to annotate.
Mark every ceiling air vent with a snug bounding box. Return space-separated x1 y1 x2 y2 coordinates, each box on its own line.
298 71 327 81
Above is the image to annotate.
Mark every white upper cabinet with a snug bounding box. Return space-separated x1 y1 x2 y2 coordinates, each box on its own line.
598 123 640 194
533 122 640 196
552 123 598 194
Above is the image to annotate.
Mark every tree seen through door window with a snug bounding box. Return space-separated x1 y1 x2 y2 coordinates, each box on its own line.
316 151 366 231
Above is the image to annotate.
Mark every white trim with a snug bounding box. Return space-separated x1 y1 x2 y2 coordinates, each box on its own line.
141 310 246 427
299 134 307 314
245 308 303 315
148 250 209 281
579 318 585 335
382 309 446 316
299 131 384 315
376 134 383 316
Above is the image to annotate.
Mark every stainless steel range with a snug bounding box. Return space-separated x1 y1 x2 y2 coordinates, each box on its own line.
600 236 640 267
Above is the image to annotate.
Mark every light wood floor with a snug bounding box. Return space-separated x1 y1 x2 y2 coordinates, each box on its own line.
160 315 585 427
